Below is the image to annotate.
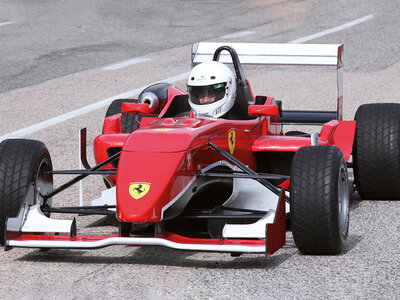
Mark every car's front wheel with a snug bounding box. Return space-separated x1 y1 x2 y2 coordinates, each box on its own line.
290 146 349 255
0 139 53 245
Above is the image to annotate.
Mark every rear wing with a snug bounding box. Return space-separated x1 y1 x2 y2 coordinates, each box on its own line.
191 42 344 123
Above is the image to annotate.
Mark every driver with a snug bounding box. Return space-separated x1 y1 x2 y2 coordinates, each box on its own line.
187 61 236 118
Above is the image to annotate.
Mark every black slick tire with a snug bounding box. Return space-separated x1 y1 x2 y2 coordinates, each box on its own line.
290 146 350 255
103 99 140 190
103 99 143 223
0 139 53 245
104 99 141 133
102 99 142 191
353 103 400 200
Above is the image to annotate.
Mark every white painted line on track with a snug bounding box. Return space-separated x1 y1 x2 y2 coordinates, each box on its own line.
0 72 189 141
102 57 151 71
1 14 374 140
221 31 255 39
0 21 13 26
288 14 374 44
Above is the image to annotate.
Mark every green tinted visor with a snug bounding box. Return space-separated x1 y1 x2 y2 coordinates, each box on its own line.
188 83 226 105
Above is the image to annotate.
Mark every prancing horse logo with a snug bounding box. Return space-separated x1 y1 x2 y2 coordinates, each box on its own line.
228 130 236 155
129 183 151 200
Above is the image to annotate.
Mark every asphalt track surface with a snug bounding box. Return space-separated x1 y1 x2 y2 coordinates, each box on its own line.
0 0 399 299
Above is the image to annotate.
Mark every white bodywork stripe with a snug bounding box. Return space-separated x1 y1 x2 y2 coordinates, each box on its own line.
161 176 197 218
161 161 237 218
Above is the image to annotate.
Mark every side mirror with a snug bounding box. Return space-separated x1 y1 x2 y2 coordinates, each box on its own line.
248 105 279 117
121 103 152 115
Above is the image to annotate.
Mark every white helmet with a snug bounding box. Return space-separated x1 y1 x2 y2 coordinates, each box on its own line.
187 61 236 118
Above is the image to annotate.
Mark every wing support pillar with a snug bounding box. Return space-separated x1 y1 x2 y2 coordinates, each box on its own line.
266 189 286 256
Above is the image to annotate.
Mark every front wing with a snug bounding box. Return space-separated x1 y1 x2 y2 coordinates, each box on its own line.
5 190 286 256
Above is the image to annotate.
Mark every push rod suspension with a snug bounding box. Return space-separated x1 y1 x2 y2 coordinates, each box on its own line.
198 172 289 180
48 169 117 175
208 140 282 196
42 205 116 216
43 151 121 201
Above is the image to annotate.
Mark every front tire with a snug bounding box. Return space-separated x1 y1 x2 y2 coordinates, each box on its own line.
290 146 349 255
0 139 53 245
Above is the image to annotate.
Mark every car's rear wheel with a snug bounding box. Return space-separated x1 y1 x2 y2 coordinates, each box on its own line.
104 99 141 133
290 146 349 255
353 103 400 200
103 99 141 191
0 139 53 245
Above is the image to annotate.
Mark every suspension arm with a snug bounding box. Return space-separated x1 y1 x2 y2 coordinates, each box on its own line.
208 140 282 196
43 151 120 201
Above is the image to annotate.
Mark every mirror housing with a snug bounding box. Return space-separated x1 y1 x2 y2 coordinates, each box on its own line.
248 105 279 117
121 103 152 115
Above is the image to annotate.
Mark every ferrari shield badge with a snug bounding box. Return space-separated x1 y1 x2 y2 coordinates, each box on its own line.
228 130 236 155
129 183 151 200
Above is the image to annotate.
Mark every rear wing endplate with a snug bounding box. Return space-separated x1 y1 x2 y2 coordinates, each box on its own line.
191 42 344 121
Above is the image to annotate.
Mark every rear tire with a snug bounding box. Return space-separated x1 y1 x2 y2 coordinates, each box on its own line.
353 103 400 200
290 146 349 255
104 99 128 117
103 99 141 189
0 139 53 245
104 99 141 133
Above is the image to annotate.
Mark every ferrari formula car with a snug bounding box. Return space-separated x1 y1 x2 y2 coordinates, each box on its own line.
1 43 399 256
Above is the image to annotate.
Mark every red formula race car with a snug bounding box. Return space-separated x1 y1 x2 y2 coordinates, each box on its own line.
1 43 399 256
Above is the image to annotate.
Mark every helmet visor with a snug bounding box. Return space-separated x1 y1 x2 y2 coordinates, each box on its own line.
188 83 226 105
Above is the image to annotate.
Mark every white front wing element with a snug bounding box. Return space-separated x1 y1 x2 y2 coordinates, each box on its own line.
224 177 280 212
91 186 116 211
21 204 73 234
223 211 276 238
221 177 289 238
7 237 266 253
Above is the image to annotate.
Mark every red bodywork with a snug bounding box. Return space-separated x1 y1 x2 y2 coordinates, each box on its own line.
4 43 357 257
6 85 356 256
94 85 356 224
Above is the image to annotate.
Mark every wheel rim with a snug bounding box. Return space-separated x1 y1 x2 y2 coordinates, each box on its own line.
36 158 53 206
338 163 349 236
